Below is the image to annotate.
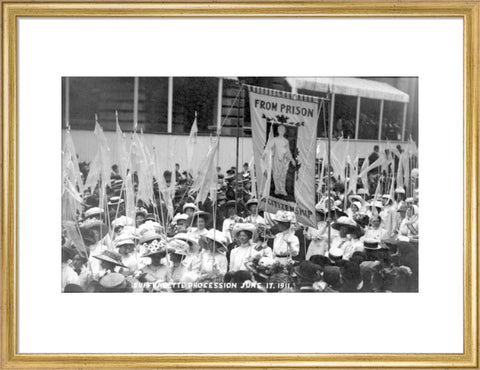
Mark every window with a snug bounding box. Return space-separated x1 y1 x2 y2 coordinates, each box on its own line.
138 77 169 134
66 77 135 131
381 100 404 141
358 97 380 140
333 94 357 139
172 77 218 134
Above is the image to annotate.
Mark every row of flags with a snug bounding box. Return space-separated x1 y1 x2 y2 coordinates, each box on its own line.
62 113 215 226
316 136 418 198
63 113 418 228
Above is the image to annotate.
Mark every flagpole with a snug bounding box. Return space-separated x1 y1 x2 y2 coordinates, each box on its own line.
326 92 333 249
234 84 242 216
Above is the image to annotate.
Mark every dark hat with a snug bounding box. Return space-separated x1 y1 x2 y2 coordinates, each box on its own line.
363 238 382 250
294 261 322 282
225 200 237 208
353 213 370 228
331 216 359 232
341 261 362 286
246 198 259 207
136 207 148 217
107 196 124 207
64 284 84 293
93 250 127 268
145 213 156 222
309 255 332 267
323 266 342 288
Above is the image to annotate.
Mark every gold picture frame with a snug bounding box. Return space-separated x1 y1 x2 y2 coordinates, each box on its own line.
1 1 478 368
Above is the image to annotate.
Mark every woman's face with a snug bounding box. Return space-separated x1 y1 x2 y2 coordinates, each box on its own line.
227 207 236 217
100 260 115 271
351 204 359 213
406 207 414 218
72 254 84 269
249 204 257 214
136 215 145 226
196 218 206 230
371 217 381 228
169 252 183 264
150 254 162 265
278 125 286 136
118 244 133 256
238 231 250 245
185 208 194 217
339 226 349 237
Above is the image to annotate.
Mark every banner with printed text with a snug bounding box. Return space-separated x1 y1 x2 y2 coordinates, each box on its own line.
248 87 320 227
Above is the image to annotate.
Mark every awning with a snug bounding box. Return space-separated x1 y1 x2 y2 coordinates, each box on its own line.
286 77 409 103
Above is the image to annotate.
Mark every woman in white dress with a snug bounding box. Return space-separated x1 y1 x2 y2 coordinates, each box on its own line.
197 229 229 277
229 223 259 272
398 205 419 240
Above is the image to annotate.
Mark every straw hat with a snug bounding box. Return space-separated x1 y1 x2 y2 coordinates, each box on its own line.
171 232 200 254
107 196 124 206
111 216 135 229
167 239 189 256
363 238 382 250
246 198 259 207
99 273 128 290
328 247 344 261
93 250 127 268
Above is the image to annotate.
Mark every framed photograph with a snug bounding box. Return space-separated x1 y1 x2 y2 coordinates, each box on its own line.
1 1 478 368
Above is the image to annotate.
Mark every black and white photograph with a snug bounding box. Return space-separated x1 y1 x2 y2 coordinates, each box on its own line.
61 76 419 293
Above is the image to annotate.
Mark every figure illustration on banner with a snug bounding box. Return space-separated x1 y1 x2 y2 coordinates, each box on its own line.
262 117 300 202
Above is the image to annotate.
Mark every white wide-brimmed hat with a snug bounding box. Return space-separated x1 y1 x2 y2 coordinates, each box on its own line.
84 207 104 219
172 213 189 224
171 232 200 254
204 229 228 248
272 210 295 223
183 203 198 212
232 223 257 237
111 216 135 229
114 233 136 248
167 239 190 256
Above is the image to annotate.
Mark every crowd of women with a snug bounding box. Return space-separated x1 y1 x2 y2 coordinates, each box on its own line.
62 164 419 293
